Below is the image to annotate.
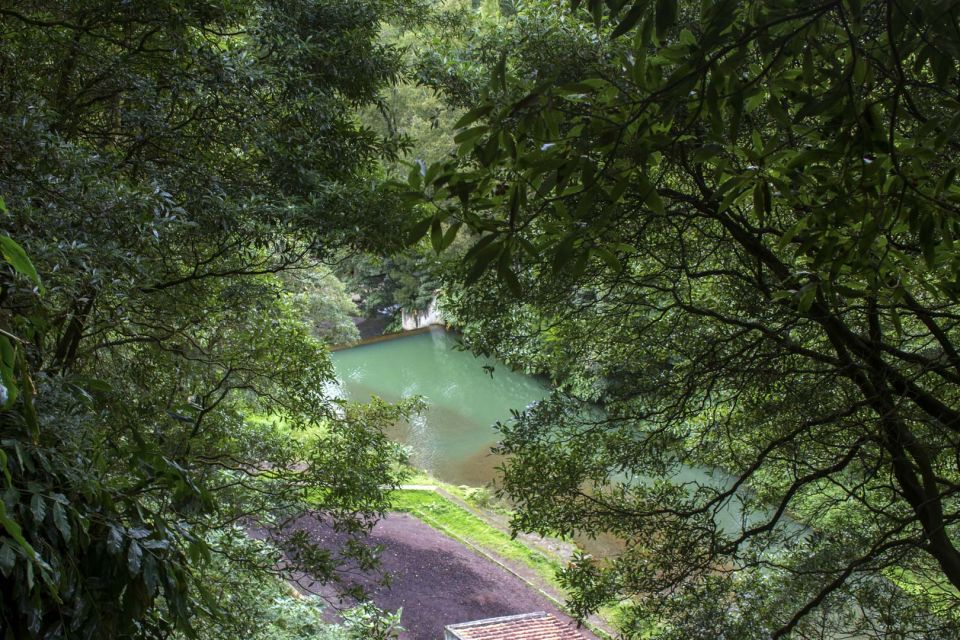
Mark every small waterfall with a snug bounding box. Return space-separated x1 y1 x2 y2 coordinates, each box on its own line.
401 294 444 331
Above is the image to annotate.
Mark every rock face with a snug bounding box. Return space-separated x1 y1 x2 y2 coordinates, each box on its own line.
401 295 444 331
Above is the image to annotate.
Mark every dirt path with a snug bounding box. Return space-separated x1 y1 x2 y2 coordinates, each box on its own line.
277 512 598 640
412 487 614 637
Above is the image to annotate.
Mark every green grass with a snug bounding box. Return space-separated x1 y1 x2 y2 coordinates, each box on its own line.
244 411 329 444
389 488 566 591
401 470 514 515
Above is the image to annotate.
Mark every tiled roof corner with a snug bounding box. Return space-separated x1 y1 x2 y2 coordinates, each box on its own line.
444 612 587 640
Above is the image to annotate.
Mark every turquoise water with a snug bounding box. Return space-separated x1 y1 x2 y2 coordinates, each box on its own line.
331 328 802 541
330 328 549 486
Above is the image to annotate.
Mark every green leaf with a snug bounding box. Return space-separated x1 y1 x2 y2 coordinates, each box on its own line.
919 214 937 268
570 251 589 279
556 80 607 95
797 283 818 313
107 525 124 555
752 180 769 219
407 163 422 190
594 246 622 271
0 335 14 371
128 539 143 576
494 53 507 91
608 175 630 202
51 503 70 543
501 131 518 161
591 0 604 27
453 105 494 129
406 216 434 246
424 162 443 186
655 0 677 40
464 233 499 260
778 218 807 250
143 554 160 596
141 538 170 550
72 376 113 393
611 1 648 38
439 221 462 252
0 336 18 409
553 235 577 273
637 174 665 214
20 356 38 438
692 144 723 163
0 236 41 288
517 237 539 257
465 239 503 285
640 11 655 45
0 542 15 576
430 218 444 253
802 46 815 85
478 135 501 167
889 306 904 338
453 126 489 145
932 51 952 88
30 493 45 524
0 500 37 562
497 250 522 295
509 184 521 219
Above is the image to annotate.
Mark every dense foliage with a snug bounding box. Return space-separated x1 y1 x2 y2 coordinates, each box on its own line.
410 0 960 637
337 2 472 320
284 268 363 346
7 0 960 638
178 528 402 640
0 1 418 637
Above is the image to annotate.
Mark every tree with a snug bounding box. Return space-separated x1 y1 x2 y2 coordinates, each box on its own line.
284 268 363 346
334 0 479 324
0 1 417 637
410 0 960 637
173 528 402 640
339 247 452 319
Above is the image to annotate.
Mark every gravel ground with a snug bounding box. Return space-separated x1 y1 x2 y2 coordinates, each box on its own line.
273 512 596 640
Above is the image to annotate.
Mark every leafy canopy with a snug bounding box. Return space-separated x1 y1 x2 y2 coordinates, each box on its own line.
409 0 960 637
0 1 419 638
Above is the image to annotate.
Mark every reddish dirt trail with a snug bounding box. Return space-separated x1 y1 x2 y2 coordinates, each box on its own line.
278 513 596 640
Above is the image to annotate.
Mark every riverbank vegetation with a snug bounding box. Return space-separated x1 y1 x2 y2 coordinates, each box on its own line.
3 0 960 639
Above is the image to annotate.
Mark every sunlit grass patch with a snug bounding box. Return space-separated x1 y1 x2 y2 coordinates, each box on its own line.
245 411 329 444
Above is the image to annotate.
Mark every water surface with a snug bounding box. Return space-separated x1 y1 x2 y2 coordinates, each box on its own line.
331 328 549 486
